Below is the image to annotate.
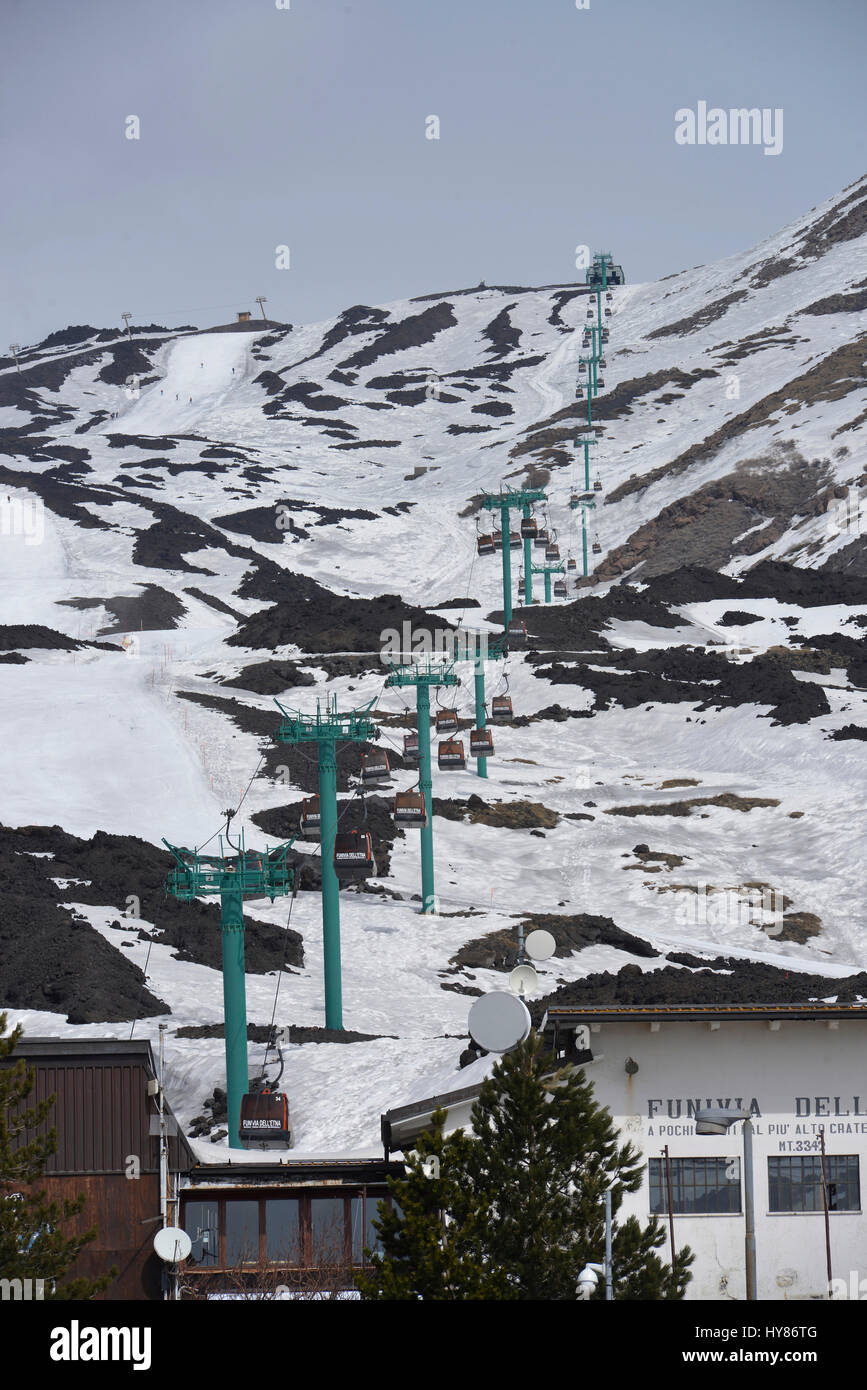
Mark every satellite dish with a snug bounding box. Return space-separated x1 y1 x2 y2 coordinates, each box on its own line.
509 964 539 996
525 929 556 961
153 1226 192 1264
468 991 531 1054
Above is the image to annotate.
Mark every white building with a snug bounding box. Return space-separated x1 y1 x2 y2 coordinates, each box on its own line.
382 1002 867 1301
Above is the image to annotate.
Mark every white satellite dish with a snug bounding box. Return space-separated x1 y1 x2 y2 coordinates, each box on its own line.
525 929 556 961
153 1226 192 1264
468 991 531 1054
509 964 539 996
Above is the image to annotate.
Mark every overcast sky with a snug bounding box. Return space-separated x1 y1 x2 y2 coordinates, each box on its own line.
2 0 865 345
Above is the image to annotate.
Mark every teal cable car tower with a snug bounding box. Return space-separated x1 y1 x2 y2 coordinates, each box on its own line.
273 696 378 1031
163 823 295 1150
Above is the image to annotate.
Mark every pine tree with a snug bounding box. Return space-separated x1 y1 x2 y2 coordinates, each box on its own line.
358 1031 693 1300
355 1109 513 1300
0 1014 115 1298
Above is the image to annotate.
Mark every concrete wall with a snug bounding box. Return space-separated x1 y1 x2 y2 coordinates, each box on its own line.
431 1018 867 1300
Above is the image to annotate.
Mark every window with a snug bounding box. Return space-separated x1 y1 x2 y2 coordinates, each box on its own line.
225 1200 259 1266
185 1201 219 1267
350 1194 385 1264
649 1157 741 1215
768 1156 860 1213
266 1199 301 1264
311 1197 345 1264
182 1188 392 1271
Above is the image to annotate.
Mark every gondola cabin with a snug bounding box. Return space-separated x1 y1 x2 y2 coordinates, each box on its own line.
299 796 321 838
594 478 603 492
520 516 538 539
578 361 587 374
596 377 605 388
334 831 376 879
586 309 594 320
469 727 494 757
507 620 526 641
509 533 522 550
604 308 612 317
492 530 503 550
491 695 513 722
239 1089 291 1146
545 543 560 560
438 739 466 771
554 580 567 598
567 557 577 570
435 708 459 734
575 385 584 399
393 791 427 827
592 540 602 555
534 530 549 549
361 750 390 785
606 291 613 301
599 357 607 367
477 533 495 556
403 732 420 762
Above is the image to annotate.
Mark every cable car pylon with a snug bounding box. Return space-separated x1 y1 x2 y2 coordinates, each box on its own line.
449 630 507 780
531 559 566 603
384 656 458 907
273 695 379 1030
162 822 295 1150
479 485 547 633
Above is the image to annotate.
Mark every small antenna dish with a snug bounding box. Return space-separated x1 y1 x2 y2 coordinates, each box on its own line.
525 929 556 961
153 1226 192 1264
468 991 531 1054
508 964 539 996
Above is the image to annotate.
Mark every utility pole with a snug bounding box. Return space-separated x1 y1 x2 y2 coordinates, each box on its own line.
274 696 377 1027
162 826 295 1148
121 312 132 338
256 296 268 325
384 658 458 907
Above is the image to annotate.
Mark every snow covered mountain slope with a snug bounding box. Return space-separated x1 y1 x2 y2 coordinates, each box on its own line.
1 178 866 1154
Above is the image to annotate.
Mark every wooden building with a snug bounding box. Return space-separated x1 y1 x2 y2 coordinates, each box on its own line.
6 1037 194 1300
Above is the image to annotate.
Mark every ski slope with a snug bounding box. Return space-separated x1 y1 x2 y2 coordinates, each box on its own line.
1 177 866 1156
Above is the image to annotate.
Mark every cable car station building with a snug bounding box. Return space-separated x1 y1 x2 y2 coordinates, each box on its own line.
382 1002 867 1301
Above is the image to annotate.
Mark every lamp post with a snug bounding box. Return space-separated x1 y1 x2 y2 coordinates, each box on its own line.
577 1188 614 1300
695 1106 756 1301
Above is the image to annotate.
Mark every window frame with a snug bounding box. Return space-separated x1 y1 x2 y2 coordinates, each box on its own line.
182 1186 391 1272
767 1154 861 1215
648 1155 743 1217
